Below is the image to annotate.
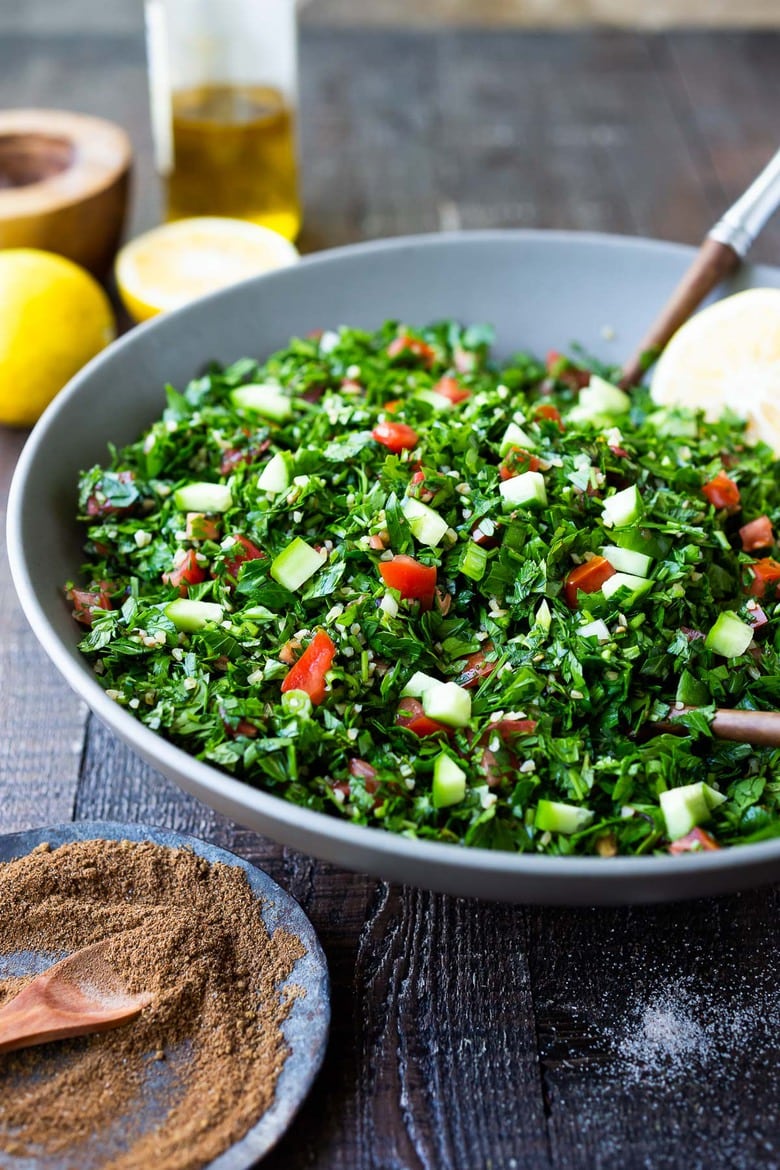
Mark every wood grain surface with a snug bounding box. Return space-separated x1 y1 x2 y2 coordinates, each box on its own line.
2 25 780 1170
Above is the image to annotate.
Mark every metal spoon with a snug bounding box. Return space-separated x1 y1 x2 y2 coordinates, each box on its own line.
0 941 152 1054
621 144 780 387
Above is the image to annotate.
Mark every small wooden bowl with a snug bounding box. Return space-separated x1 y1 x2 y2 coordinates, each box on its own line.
0 110 132 277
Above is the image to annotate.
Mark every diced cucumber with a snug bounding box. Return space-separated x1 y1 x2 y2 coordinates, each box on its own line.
402 497 449 547
173 482 233 513
432 753 467 809
422 680 472 728
675 669 711 707
165 598 223 632
270 537 326 592
578 618 610 642
587 375 632 414
568 376 631 424
660 781 726 840
601 484 643 528
459 541 488 581
535 800 594 835
601 544 653 577
379 592 399 618
401 671 441 698
647 408 698 439
281 689 313 718
499 470 547 509
499 421 537 456
534 599 552 632
612 525 670 560
704 611 753 658
601 572 652 606
257 451 291 494
241 604 276 621
231 383 293 422
414 389 454 411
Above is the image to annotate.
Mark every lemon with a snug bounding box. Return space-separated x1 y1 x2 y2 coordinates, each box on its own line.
0 249 115 428
115 217 300 323
651 287 780 454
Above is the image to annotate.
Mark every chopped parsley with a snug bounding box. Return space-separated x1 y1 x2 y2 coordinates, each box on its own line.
68 320 780 856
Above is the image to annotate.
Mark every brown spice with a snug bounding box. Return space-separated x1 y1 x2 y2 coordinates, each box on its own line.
0 839 306 1170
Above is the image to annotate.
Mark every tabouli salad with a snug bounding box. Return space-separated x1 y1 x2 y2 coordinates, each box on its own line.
69 321 780 857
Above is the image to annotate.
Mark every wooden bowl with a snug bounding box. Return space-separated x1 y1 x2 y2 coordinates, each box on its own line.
0 110 131 277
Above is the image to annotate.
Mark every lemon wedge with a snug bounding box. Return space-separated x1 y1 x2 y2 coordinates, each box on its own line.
115 217 299 323
650 287 780 454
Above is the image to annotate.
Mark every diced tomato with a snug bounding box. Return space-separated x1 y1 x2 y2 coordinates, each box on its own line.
748 558 780 599
223 534 265 579
739 515 773 552
432 375 471 405
564 556 616 608
534 403 565 431
545 351 590 390
281 629 337 706
383 399 402 413
163 549 207 595
378 555 437 611
609 444 631 459
69 587 113 627
492 718 538 739
745 603 769 631
457 645 497 688
395 698 453 738
471 519 502 548
668 827 720 854
348 758 379 794
372 421 420 453
221 712 258 739
185 512 221 541
368 534 386 551
219 440 270 475
702 471 741 513
499 447 541 480
387 334 436 367
86 470 136 518
302 383 328 403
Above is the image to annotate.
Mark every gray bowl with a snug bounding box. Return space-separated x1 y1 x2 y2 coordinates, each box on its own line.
9 230 780 905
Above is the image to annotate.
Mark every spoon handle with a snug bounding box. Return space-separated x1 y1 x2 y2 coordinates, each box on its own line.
656 707 780 748
621 145 780 388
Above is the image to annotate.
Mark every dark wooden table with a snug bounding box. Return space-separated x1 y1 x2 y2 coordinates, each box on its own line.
2 23 780 1170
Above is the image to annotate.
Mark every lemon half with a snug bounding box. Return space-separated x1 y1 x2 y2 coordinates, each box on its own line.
0 249 115 428
115 217 300 323
651 287 780 454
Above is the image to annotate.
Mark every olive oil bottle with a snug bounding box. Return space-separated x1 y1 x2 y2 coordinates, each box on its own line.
166 83 300 241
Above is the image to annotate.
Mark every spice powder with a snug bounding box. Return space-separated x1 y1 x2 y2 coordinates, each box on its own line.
0 838 306 1170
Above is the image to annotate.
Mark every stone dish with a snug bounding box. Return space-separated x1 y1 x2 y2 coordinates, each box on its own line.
8 230 780 904
0 821 329 1168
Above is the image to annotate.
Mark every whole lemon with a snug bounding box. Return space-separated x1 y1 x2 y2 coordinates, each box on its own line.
0 249 116 428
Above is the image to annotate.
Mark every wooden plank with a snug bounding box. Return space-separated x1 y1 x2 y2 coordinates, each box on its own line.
0 429 87 831
528 889 780 1168
660 32 780 264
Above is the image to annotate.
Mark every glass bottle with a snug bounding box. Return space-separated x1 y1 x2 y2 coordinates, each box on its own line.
145 0 301 240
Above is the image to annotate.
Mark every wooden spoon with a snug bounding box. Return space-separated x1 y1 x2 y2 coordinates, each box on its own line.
620 145 780 387
0 941 152 1055
652 706 780 748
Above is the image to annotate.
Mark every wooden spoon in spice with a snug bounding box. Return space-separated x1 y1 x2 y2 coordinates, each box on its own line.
0 941 153 1054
